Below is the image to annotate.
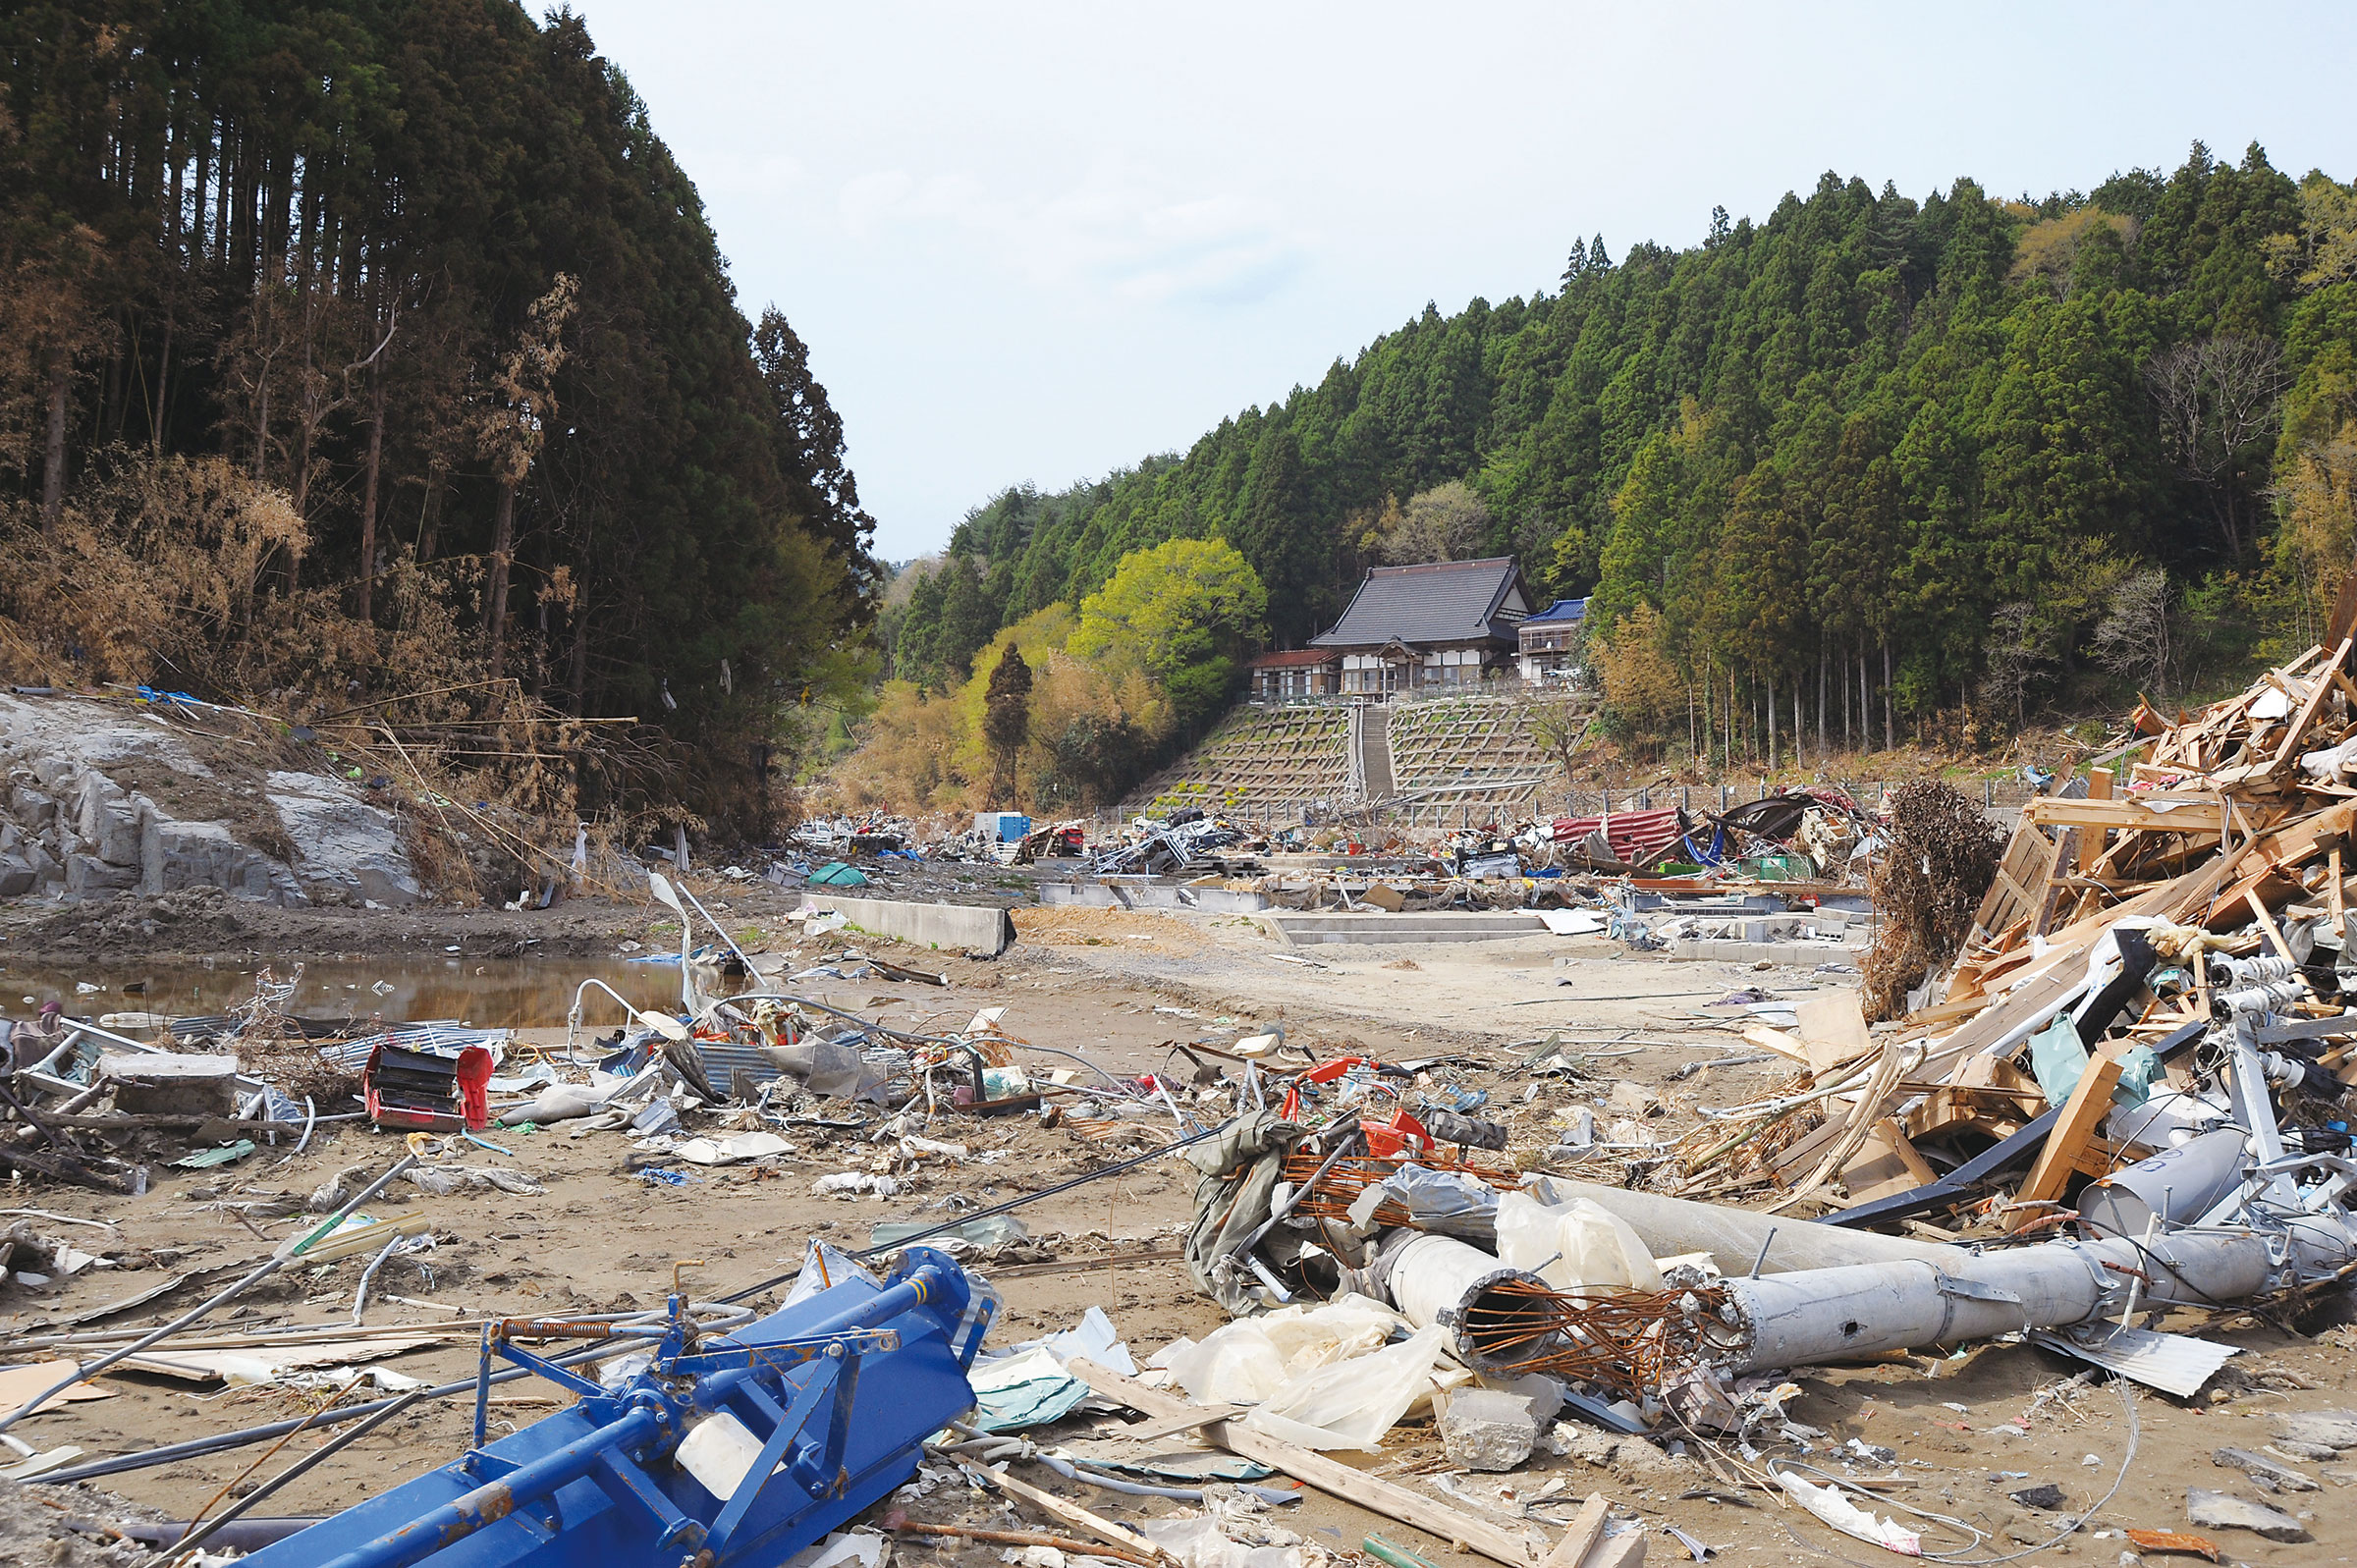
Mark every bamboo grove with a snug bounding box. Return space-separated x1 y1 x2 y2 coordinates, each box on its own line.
0 2 879 826
893 146 2357 767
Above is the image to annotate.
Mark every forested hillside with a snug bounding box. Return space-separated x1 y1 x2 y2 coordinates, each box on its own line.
889 144 2357 757
1 2 876 828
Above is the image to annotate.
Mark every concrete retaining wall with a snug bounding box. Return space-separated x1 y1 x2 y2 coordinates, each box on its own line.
801 893 1016 956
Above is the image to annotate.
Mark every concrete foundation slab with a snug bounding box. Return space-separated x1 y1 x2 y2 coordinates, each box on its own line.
1263 911 1548 946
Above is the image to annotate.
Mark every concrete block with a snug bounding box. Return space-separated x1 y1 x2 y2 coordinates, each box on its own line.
77 773 142 866
800 892 1014 955
100 1051 240 1115
9 784 55 831
139 816 296 901
1667 938 1848 966
1437 1387 1538 1472
2185 1487 2308 1541
1263 911 1549 946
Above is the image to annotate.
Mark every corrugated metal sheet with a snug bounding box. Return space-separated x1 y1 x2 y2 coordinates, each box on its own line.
2030 1325 2239 1397
317 1025 510 1074
692 1041 785 1101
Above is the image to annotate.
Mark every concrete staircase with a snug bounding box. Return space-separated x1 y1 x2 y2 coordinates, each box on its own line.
1358 709 1395 799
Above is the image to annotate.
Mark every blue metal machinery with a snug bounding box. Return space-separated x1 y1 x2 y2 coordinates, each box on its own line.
245 1248 991 1568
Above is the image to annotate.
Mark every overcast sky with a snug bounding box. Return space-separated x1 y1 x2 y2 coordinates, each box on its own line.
573 2 2357 564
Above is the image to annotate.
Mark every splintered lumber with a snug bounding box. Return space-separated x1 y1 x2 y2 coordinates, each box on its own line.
2021 797 2227 835
974 1459 1175 1564
1539 1495 1611 1568
2005 1048 2126 1232
1068 1358 1544 1567
1839 1119 1939 1204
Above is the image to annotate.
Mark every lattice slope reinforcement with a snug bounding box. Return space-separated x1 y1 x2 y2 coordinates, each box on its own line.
1128 706 1353 818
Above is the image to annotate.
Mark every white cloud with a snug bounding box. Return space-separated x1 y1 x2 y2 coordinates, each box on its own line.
827 152 1306 312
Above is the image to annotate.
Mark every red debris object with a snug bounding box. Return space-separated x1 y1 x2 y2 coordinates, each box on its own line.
1546 806 1687 868
2124 1530 2220 1562
362 1042 494 1131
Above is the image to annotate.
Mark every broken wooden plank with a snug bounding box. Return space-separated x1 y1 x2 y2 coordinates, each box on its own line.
1838 1119 1938 1204
1580 1536 1645 1568
976 1458 1178 1564
1117 1404 1250 1443
1539 1495 1610 1568
1068 1358 1543 1567
2077 767 2115 873
2273 637 2354 765
2022 797 2227 835
2005 1047 2126 1233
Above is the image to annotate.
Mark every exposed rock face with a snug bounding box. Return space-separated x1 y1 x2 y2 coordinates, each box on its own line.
0 694 418 906
264 772 420 906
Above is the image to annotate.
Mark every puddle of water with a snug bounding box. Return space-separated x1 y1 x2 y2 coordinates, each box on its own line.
0 956 687 1029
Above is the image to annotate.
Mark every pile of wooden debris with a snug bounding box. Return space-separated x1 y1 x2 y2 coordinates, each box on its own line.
1682 612 2357 1237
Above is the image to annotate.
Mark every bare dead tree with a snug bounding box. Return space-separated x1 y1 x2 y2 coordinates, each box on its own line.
2091 565 2173 698
475 274 577 683
2145 335 2289 559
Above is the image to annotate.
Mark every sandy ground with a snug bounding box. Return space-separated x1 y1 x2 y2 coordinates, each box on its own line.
4 891 2353 1566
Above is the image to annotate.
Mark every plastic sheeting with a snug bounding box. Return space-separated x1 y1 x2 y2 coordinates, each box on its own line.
1239 1324 1450 1452
1343 1164 1500 1238
967 1306 1136 1433
1153 1294 1407 1407
1494 1190 1663 1293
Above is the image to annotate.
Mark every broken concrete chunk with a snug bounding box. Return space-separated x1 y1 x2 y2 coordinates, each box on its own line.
2213 1446 2318 1491
100 1052 239 1115
64 851 138 898
10 784 56 831
1437 1387 1537 1473
76 774 141 866
2276 1410 2357 1451
138 817 297 902
2273 1436 2339 1462
2184 1487 2310 1541
1605 1080 1659 1116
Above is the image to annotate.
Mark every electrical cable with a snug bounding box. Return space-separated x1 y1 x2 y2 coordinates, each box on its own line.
1768 1373 2139 1566
722 1121 1228 1303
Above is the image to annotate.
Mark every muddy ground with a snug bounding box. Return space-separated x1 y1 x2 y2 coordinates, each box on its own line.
3 884 2352 1566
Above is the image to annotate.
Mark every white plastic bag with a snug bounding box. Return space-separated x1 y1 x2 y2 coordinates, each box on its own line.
1242 1324 1448 1451
1777 1471 1922 1555
1495 1190 1662 1293
1158 1294 1404 1406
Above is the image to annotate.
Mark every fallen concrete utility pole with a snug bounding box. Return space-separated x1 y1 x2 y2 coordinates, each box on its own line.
1068 1358 1548 1568
1530 1178 1967 1273
1716 1217 2357 1374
